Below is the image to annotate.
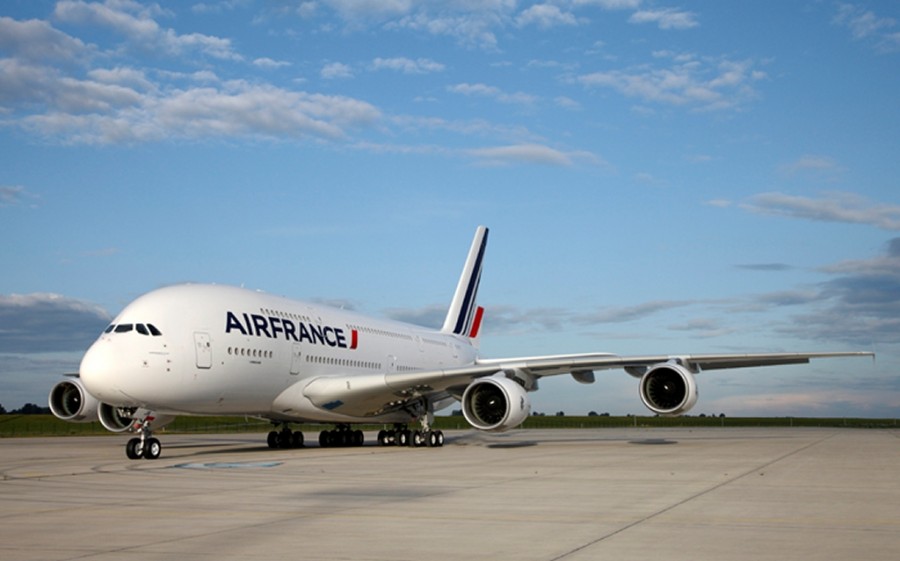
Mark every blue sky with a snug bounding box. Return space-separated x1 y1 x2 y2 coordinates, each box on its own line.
1 0 898 417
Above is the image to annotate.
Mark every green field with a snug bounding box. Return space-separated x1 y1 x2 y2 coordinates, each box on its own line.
1 414 897 438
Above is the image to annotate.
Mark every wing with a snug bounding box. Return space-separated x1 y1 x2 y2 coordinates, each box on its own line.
296 351 873 417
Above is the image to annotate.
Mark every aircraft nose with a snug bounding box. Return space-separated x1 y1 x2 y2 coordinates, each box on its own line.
79 340 117 401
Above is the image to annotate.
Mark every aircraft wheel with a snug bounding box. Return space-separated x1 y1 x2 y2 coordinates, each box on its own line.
267 431 279 449
126 437 143 460
377 430 388 446
279 429 294 449
436 430 445 447
427 430 439 447
353 430 364 446
412 430 426 447
144 438 161 460
396 430 410 447
292 431 304 448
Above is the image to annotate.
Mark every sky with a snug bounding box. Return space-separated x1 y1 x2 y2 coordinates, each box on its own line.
1 0 898 418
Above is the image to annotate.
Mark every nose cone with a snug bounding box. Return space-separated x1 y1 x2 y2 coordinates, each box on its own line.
79 339 117 402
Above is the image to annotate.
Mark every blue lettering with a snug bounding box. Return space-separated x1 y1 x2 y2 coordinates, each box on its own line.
283 319 298 342
252 314 271 338
298 322 312 343
225 311 247 335
226 311 353 349
269 317 283 338
310 325 325 345
323 326 336 346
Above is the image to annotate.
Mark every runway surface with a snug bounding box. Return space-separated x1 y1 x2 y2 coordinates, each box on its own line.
2 427 899 560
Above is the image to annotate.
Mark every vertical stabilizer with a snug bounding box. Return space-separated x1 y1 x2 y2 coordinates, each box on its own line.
442 226 489 337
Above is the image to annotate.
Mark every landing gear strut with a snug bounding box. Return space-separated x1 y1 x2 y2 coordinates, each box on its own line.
125 416 161 460
267 423 305 449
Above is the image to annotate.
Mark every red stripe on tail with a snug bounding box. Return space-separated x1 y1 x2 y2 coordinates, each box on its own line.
468 306 484 339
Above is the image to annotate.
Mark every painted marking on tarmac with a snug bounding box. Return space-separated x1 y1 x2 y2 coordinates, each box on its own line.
173 461 282 470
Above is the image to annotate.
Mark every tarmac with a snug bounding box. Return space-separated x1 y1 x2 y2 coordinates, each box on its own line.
1 427 898 561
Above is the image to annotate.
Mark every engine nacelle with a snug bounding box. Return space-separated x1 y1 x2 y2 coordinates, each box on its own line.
462 375 531 432
99 405 174 433
98 403 136 432
49 377 99 423
639 363 699 416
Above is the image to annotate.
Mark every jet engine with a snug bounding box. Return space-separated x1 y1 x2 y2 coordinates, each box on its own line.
49 377 99 423
462 375 531 432
638 363 698 416
98 403 137 432
99 405 174 433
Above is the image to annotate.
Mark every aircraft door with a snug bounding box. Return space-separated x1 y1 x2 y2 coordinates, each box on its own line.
193 332 212 369
290 343 303 375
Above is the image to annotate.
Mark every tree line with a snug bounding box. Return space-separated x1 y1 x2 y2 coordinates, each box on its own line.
0 403 51 415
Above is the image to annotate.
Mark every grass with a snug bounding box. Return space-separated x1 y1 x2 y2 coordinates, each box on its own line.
1 414 897 438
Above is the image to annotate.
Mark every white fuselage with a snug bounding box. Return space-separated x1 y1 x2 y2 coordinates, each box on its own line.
79 284 477 423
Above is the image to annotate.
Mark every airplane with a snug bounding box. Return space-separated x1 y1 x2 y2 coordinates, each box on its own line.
49 226 872 459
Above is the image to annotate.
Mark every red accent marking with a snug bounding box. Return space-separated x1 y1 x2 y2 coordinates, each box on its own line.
350 329 358 349
469 306 484 339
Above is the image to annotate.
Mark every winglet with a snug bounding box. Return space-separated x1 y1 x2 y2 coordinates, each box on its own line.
442 226 489 337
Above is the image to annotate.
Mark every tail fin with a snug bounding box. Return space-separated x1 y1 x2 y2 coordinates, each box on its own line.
442 226 489 337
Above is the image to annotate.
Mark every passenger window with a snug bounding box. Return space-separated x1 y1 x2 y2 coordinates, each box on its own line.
136 324 149 335
114 324 133 333
147 324 162 336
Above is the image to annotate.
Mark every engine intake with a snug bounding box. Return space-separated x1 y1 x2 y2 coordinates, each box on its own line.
639 363 698 416
462 375 531 432
49 378 99 422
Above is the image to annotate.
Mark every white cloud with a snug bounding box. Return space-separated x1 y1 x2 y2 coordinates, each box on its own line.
742 192 900 231
371 57 445 74
14 71 381 144
321 61 354 79
448 82 537 105
834 4 900 53
516 4 579 29
54 0 243 61
253 57 291 69
467 144 594 166
577 54 764 110
0 186 37 207
779 155 845 179
628 8 698 30
0 293 110 353
0 16 91 61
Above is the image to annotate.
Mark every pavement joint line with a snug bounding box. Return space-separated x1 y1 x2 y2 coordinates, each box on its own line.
546 431 837 561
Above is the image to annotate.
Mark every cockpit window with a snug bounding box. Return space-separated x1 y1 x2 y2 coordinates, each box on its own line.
107 322 162 336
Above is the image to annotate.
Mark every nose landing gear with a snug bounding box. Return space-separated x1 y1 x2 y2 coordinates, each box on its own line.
124 416 162 460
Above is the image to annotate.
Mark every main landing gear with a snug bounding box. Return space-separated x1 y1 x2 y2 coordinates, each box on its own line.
125 416 161 460
318 424 365 448
267 423 305 449
377 423 445 448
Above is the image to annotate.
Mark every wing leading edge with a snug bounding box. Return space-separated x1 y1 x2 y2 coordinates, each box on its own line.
296 351 874 418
